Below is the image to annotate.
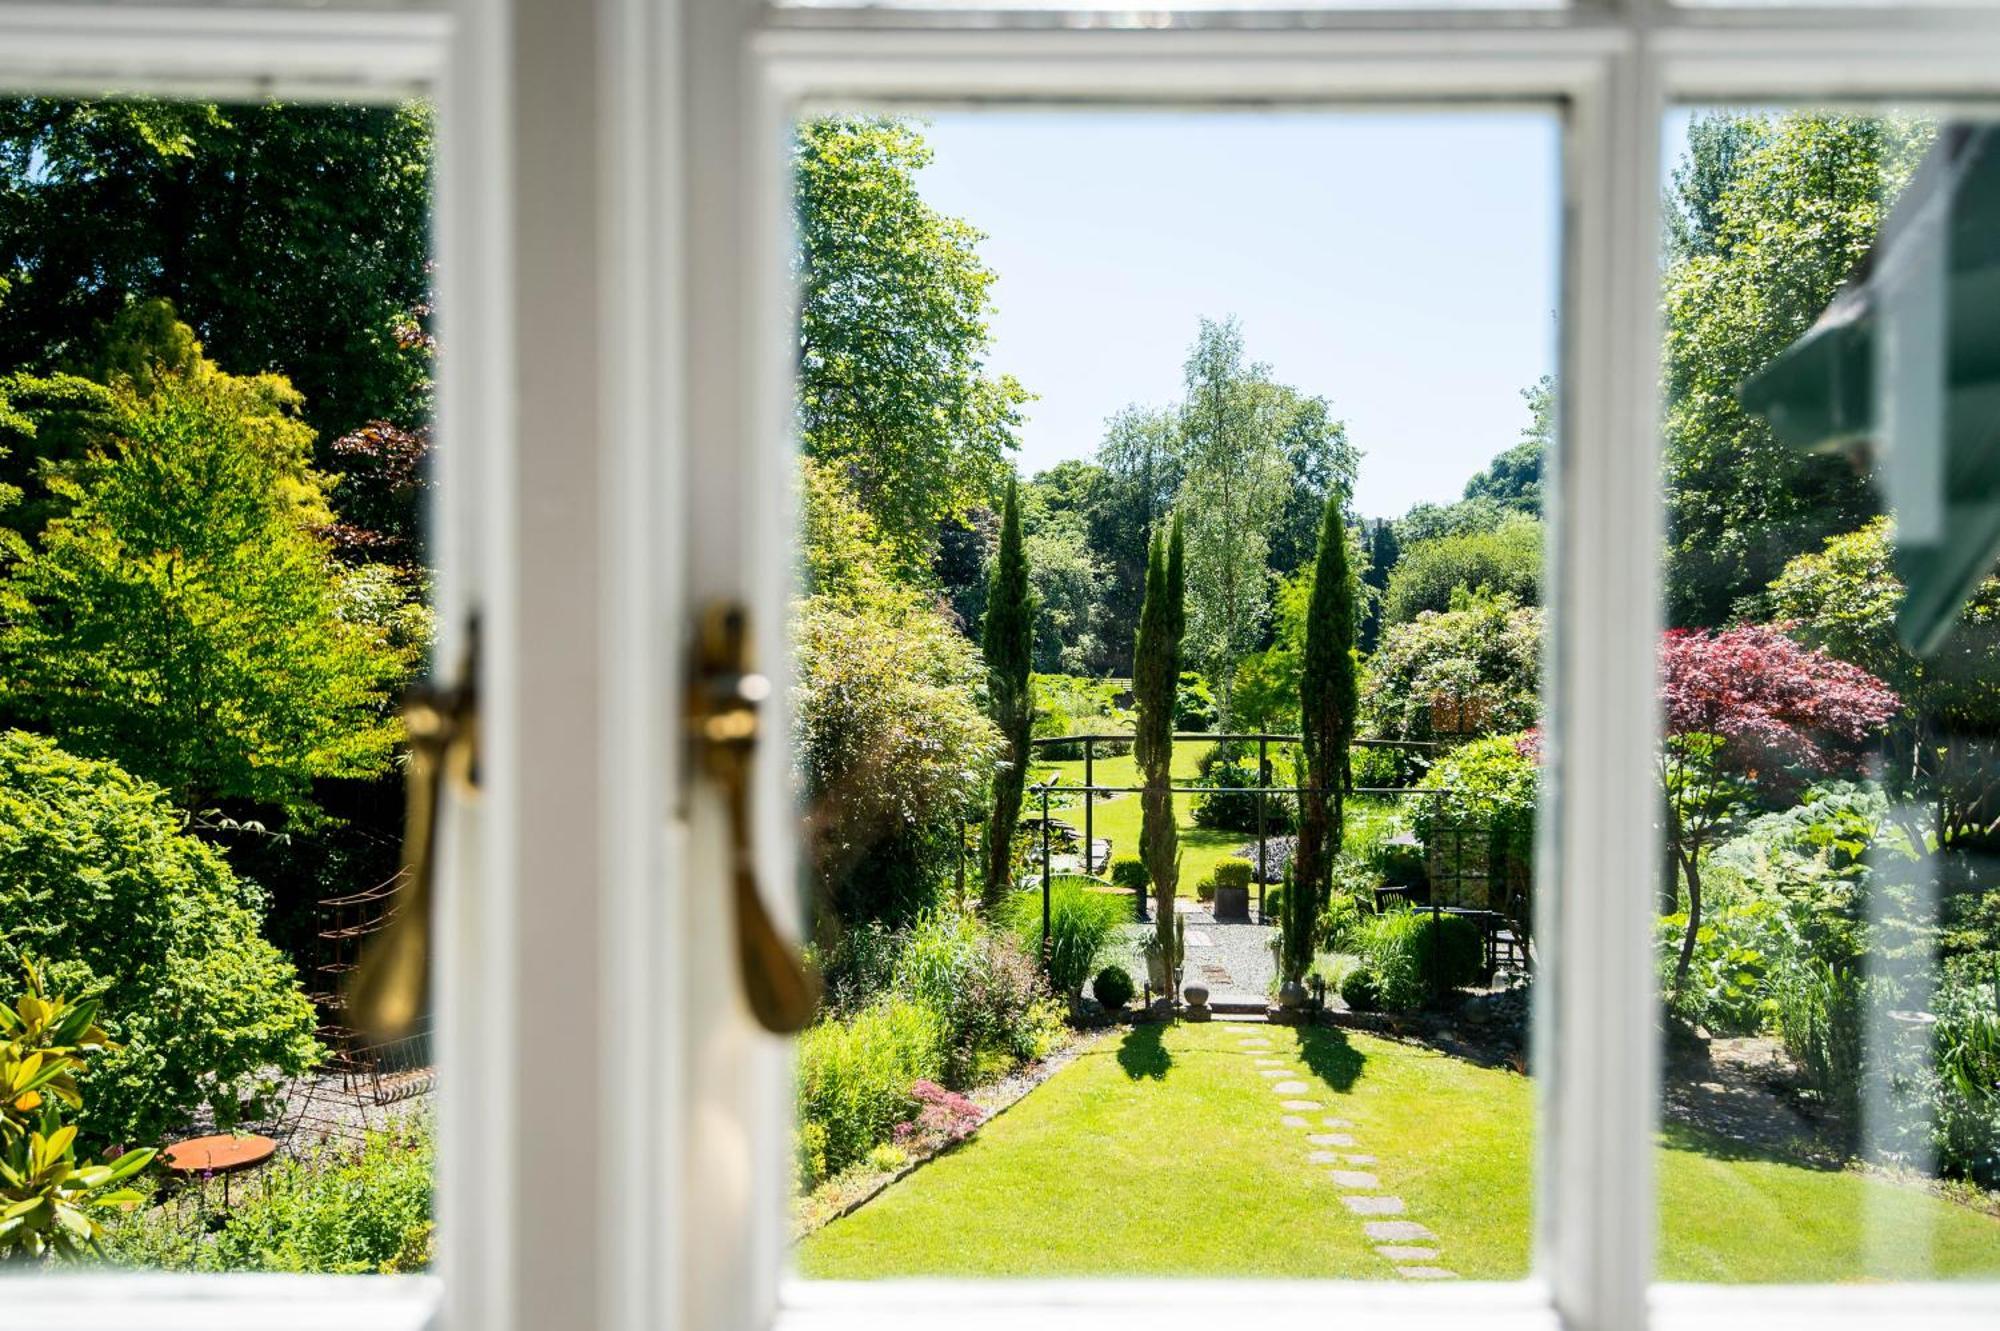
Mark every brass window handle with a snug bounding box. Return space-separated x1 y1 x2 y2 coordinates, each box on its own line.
689 603 819 1034
349 622 480 1041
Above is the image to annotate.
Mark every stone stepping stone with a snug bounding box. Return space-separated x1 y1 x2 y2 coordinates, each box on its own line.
1259 1070 1288 1079
1280 1115 1309 1129
1306 1133 1354 1147
1343 1154 1377 1165
1375 1246 1438 1262
1237 1038 1271 1046
1279 1100 1323 1111
1320 1117 1354 1129
1328 1170 1380 1189
1364 1221 1436 1242
1254 1058 1285 1066
1305 1150 1343 1165
1340 1195 1406 1215
1271 1081 1310 1094
1397 1267 1458 1280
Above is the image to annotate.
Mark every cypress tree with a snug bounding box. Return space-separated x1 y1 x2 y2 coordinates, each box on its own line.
981 478 1034 908
1135 517 1185 967
1287 492 1359 983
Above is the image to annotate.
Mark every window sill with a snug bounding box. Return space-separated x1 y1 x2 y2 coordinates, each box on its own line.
779 1278 1558 1331
0 1273 440 1331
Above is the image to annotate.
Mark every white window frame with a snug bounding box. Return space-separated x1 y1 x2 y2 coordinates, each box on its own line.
0 3 1998 1331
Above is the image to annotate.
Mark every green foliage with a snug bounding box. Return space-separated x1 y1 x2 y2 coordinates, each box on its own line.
1109 855 1149 893
1003 877 1127 1001
1291 489 1361 981
1019 466 1111 674
1664 113 1933 627
796 996 949 1189
983 479 1035 907
0 100 435 446
1354 908 1483 1010
1213 858 1254 892
1092 964 1135 1010
1461 377 1552 516
1091 405 1182 676
0 731 321 1144
1176 318 1292 715
1363 593 1542 743
1319 889 1367 954
1134 521 1186 946
0 966 157 1260
793 516 1001 927
889 908 1060 1087
103 1118 434 1273
1411 732 1538 927
1029 674 1129 747
1339 964 1383 1013
1383 514 1542 626
794 118 1027 568
1174 670 1215 731
1190 750 1293 834
0 346 411 821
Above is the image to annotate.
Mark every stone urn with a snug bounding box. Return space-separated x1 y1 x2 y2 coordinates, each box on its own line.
1183 983 1210 1009
1277 979 1308 1010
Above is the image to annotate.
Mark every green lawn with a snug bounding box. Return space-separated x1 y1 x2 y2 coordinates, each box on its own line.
1028 744 1408 894
794 1021 2000 1282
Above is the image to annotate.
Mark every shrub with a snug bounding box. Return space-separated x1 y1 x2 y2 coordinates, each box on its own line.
794 996 947 1187
794 589 1001 930
1213 858 1255 892
1194 874 1217 903
1175 671 1217 731
1003 876 1128 1000
1319 891 1366 953
1354 908 1483 1010
1092 964 1135 1010
1109 856 1149 893
0 731 321 1145
1190 750 1296 834
1772 957 1866 1115
1340 965 1382 1012
1 966 157 1262
1382 514 1542 625
1411 731 1538 928
890 908 1051 1086
1363 594 1542 743
893 1079 985 1154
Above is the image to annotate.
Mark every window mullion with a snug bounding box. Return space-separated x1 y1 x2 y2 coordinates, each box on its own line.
1543 37 1663 1331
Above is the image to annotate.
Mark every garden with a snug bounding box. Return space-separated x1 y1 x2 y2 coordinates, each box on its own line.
0 99 1997 1283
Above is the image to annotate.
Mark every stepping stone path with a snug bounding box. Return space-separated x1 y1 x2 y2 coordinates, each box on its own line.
1247 1035 1459 1282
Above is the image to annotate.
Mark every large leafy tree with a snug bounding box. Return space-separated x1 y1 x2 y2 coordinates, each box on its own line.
1761 518 2000 849
1383 512 1543 625
1176 317 1290 720
1363 594 1542 744
0 100 434 446
794 118 1028 569
0 337 410 823
1462 376 1552 515
1019 461 1110 673
1091 405 1182 675
981 479 1034 908
1286 493 1359 984
1663 113 1932 627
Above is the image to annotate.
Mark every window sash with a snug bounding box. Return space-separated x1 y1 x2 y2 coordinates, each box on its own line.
1 4 1998 1331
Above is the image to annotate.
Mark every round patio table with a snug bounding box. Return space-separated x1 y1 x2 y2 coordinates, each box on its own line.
161 1132 277 1206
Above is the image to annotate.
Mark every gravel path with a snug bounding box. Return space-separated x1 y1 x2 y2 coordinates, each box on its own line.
1104 900 1276 1004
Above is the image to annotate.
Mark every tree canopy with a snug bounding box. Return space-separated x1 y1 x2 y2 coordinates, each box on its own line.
794 118 1028 569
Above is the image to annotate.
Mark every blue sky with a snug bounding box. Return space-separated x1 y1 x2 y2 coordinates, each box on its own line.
914 110 1564 520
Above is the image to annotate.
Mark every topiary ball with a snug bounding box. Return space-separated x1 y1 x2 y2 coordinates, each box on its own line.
1093 964 1136 1010
1341 965 1383 1013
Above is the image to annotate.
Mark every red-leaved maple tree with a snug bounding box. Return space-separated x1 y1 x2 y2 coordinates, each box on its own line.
1658 624 1900 996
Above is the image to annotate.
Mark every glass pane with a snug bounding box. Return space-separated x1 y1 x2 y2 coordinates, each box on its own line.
784 109 1557 1282
1656 104 2000 1281
0 97 438 1271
